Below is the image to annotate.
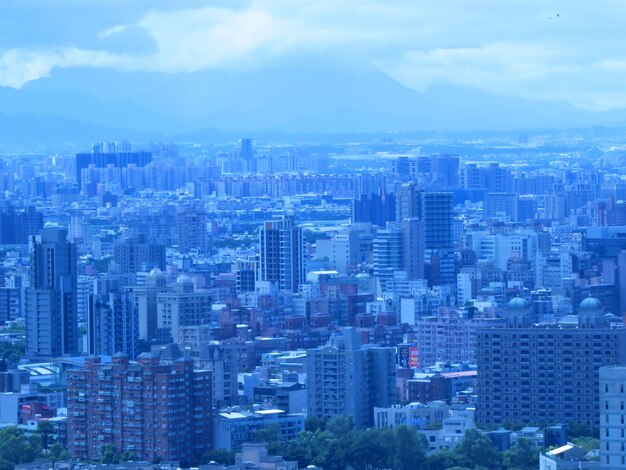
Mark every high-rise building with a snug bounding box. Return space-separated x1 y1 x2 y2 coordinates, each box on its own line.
156 275 212 343
373 220 424 291
126 267 167 342
176 205 208 253
87 278 138 359
421 192 455 287
484 193 519 222
25 228 78 358
67 353 212 464
257 215 305 293
0 201 43 245
75 144 151 186
373 225 403 292
306 328 396 427
600 366 626 469
352 190 396 227
198 342 239 407
113 234 166 273
476 297 626 427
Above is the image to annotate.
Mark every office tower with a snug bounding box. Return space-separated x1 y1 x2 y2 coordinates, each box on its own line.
75 144 152 186
600 366 626 469
517 196 538 223
352 190 396 227
113 234 166 273
14 206 43 244
391 157 412 181
431 154 460 188
476 297 626 427
306 328 396 427
401 218 425 281
25 228 78 358
240 138 253 159
257 215 305 293
127 267 167 342
0 202 43 244
373 224 403 291
87 278 138 359
156 275 212 343
422 192 455 286
484 193 519 222
176 205 208 252
67 353 212 464
396 182 421 222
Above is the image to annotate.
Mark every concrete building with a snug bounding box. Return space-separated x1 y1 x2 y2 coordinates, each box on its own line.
484 193 519 222
87 278 138 359
156 275 212 342
25 228 79 358
476 297 626 427
127 267 167 342
600 366 626 469
67 353 212 464
113 235 166 273
257 216 305 293
306 328 396 427
374 401 449 429
214 408 304 451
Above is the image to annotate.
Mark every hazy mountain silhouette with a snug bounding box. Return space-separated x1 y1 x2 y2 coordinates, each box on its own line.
1 60 626 143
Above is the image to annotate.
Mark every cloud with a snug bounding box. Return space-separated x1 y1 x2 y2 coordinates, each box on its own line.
2 0 626 110
98 25 127 40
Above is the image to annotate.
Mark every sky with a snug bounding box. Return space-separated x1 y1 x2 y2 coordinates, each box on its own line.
1 0 625 111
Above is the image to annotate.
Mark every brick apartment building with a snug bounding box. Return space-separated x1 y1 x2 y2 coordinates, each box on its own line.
67 352 212 463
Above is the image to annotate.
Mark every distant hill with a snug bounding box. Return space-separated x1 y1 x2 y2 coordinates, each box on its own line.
1 60 626 144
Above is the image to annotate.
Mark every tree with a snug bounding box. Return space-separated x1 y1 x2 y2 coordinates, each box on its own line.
38 421 56 449
200 449 236 465
454 429 502 469
389 426 428 470
0 426 42 465
253 423 283 454
427 449 466 470
504 438 539 470
325 415 354 437
49 443 70 462
100 444 121 464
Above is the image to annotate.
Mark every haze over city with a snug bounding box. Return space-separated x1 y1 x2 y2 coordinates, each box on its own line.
2 2 626 470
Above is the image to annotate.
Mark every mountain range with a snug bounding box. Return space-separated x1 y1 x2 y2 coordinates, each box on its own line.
1 61 625 145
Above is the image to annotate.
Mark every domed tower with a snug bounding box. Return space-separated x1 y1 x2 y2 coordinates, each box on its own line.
578 296 603 328
147 267 166 287
506 296 533 327
174 274 194 293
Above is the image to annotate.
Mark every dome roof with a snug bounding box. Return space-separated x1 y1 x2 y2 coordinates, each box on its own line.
507 296 530 309
580 297 602 310
148 267 164 277
176 274 192 284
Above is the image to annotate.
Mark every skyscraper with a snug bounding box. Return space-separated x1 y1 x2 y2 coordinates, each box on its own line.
87 277 138 358
257 215 305 293
25 228 79 358
421 192 455 286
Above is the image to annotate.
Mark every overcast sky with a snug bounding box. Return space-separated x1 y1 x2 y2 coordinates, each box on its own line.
1 0 625 110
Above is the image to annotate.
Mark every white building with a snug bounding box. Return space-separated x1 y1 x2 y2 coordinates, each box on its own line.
600 366 626 469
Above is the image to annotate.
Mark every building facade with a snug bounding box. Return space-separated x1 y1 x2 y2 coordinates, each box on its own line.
67 353 212 464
